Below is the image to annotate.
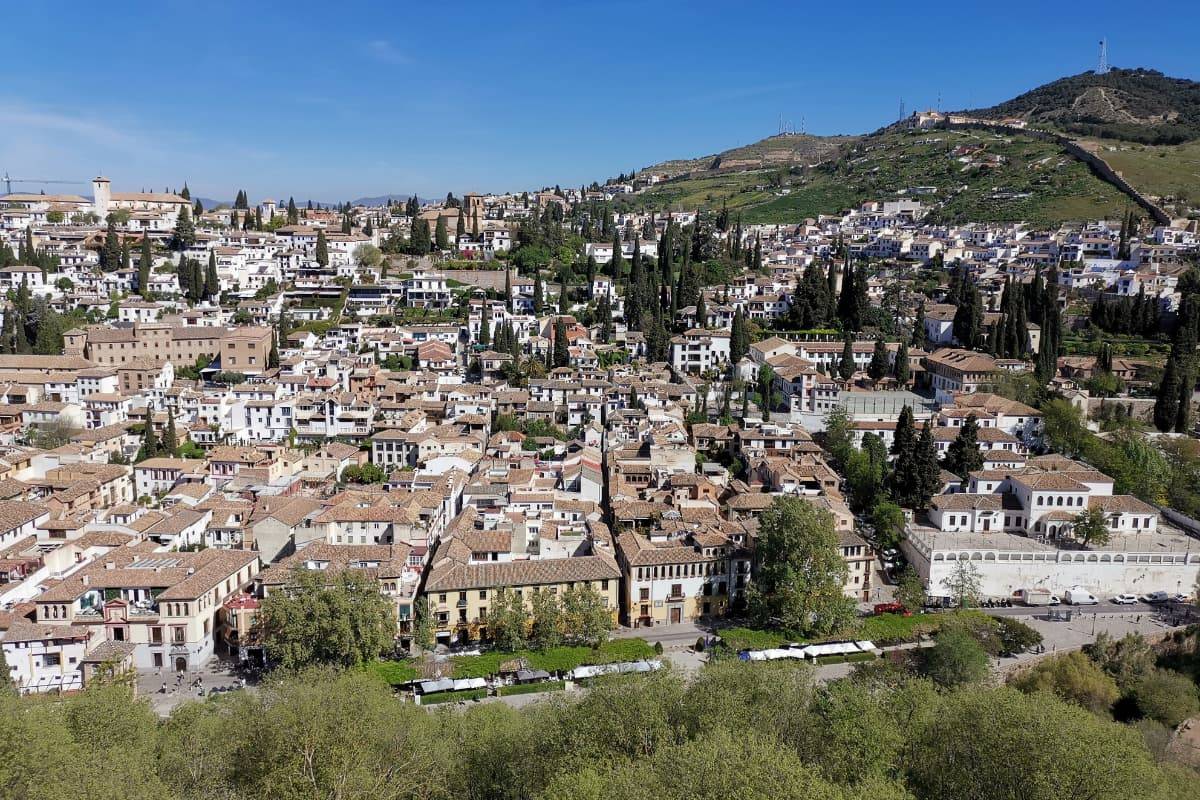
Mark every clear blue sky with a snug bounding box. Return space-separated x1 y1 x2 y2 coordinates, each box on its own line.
3 0 1198 203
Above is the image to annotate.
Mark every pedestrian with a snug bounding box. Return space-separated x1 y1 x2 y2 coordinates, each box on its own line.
160 682 167 694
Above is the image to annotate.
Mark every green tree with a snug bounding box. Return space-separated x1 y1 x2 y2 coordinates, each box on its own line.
560 583 613 647
529 588 563 650
757 364 776 420
892 339 910 384
821 405 855 472
161 408 178 457
942 414 983 477
315 229 329 266
924 623 989 687
910 687 1166 800
256 568 395 669
1133 669 1200 727
138 235 152 298
435 215 449 250
1042 398 1087 457
944 559 983 608
1011 651 1120 714
204 251 218 300
748 496 856 637
486 588 528 651
867 339 889 383
170 205 195 250
871 501 906 552
894 566 926 612
136 419 159 462
837 333 855 381
1071 505 1110 547
412 596 436 651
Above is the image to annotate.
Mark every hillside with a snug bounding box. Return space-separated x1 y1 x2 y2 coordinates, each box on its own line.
641 133 853 178
963 68 1200 145
620 128 1128 225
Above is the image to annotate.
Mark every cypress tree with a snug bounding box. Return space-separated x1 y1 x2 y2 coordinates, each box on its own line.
915 420 940 508
894 339 910 384
287 197 299 225
533 272 543 314
838 333 855 381
172 206 196 250
139 235 152 298
138 417 160 461
609 232 624 279
504 269 512 312
558 274 569 314
889 405 919 506
101 217 121 271
730 307 748 363
912 302 925 347
162 408 178 457
435 216 449 250
837 262 857 329
205 251 219 300
868 339 889 383
552 317 569 368
315 230 329 266
695 293 707 329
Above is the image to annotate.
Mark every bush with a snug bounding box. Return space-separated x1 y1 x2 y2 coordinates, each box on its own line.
1010 651 1119 713
653 642 664 655
1133 669 1200 727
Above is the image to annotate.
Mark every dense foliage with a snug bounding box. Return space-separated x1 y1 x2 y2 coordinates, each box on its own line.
2 659 1195 800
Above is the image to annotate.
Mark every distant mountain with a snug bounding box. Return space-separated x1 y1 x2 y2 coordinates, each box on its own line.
349 193 423 207
961 68 1200 145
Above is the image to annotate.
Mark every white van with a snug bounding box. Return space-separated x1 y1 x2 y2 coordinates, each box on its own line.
1063 587 1099 605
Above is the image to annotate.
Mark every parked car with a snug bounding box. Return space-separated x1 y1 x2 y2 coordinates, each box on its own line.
1169 593 1191 604
1063 588 1099 605
872 602 911 616
1112 593 1138 605
1140 591 1170 604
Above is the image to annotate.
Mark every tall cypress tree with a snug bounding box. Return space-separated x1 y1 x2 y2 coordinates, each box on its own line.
315 230 329 266
894 339 910 384
139 235 152 298
162 408 178 457
204 251 219 301
838 333 855 381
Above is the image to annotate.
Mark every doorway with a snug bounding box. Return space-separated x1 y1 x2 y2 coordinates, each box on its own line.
669 607 682 624
174 657 187 672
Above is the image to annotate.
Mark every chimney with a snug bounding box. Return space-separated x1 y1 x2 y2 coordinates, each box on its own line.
81 575 89 586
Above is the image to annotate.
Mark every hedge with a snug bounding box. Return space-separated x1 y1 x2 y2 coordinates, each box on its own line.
497 681 566 697
421 688 487 705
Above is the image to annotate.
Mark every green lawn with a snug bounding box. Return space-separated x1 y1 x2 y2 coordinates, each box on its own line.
450 638 656 679
364 659 420 686
1087 138 1200 209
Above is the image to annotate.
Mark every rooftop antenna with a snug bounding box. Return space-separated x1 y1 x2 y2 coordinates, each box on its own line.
899 98 906 123
1098 38 1109 74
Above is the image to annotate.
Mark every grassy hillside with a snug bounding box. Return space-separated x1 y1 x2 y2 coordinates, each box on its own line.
1082 139 1200 215
620 128 1128 225
644 133 853 178
964 68 1200 145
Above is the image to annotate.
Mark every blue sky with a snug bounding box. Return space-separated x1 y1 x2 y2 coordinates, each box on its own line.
3 0 1198 202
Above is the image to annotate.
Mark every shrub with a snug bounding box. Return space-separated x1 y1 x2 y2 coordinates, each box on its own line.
1133 669 1200 727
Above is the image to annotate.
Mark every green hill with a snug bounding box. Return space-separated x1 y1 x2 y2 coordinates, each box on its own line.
620 128 1128 226
643 133 854 178
963 68 1200 145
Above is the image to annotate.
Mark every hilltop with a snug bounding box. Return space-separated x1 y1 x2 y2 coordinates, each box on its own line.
962 68 1200 145
615 67 1200 224
641 133 854 178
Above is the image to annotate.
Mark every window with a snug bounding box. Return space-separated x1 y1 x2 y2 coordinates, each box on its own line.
43 652 61 667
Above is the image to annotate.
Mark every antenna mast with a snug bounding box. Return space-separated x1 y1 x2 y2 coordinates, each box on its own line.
1098 38 1109 74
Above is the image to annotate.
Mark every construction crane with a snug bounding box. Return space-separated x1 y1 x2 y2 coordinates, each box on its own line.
2 172 86 195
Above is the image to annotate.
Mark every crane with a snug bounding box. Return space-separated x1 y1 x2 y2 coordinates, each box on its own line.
2 172 86 195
